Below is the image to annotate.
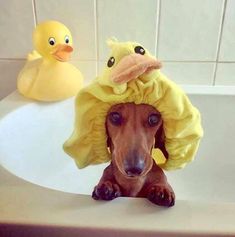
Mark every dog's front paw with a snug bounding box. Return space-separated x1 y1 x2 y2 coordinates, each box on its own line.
92 181 122 201
147 184 175 207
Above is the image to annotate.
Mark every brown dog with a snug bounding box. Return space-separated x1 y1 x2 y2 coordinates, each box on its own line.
92 103 175 207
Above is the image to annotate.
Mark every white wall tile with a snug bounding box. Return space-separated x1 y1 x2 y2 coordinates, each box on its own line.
35 0 96 61
0 0 235 94
158 0 224 61
0 0 35 58
219 0 235 61
215 63 235 85
71 61 96 84
98 61 106 75
161 62 215 85
97 0 158 60
0 60 25 99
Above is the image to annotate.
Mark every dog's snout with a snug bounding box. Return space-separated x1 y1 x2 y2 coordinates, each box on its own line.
124 152 145 177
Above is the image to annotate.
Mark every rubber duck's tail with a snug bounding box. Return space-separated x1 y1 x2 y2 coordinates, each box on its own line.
27 50 42 61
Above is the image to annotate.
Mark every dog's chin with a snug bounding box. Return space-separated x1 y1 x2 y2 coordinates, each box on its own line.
119 166 153 179
125 173 145 179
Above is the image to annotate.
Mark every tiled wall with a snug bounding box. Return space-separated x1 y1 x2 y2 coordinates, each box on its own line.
0 0 234 99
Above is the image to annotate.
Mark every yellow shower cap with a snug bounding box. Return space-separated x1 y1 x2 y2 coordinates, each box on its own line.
63 40 203 171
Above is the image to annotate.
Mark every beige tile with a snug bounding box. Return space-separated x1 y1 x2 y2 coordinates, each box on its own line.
35 0 96 61
161 62 215 85
158 0 224 61
219 0 235 61
0 0 35 58
71 61 96 84
97 0 159 60
215 63 235 85
0 60 25 99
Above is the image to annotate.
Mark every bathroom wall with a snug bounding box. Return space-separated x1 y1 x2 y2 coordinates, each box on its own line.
0 0 234 99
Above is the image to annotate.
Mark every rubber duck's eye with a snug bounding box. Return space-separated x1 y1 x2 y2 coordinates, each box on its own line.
65 36 69 44
109 112 122 126
107 57 115 67
48 37 56 46
134 46 145 55
148 114 159 127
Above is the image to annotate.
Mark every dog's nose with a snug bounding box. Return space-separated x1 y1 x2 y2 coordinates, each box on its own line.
125 166 143 176
124 154 145 177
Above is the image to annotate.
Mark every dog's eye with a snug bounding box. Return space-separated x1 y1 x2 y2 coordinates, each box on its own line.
109 112 122 126
148 114 159 127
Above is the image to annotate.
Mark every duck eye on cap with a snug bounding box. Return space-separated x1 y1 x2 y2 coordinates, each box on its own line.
65 35 69 44
134 46 145 55
107 57 115 67
48 37 56 46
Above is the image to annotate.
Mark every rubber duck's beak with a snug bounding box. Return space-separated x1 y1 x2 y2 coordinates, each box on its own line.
51 44 73 62
111 54 162 84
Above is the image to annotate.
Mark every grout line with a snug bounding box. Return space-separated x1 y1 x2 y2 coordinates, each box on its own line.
212 0 227 86
70 59 101 62
162 60 216 63
163 60 235 63
0 58 101 62
32 0 38 27
96 59 235 63
1 58 235 63
0 57 234 63
94 0 99 76
155 0 161 58
215 61 235 63
0 58 26 61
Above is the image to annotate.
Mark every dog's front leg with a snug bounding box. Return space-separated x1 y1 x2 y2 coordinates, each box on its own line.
141 163 175 207
92 164 122 201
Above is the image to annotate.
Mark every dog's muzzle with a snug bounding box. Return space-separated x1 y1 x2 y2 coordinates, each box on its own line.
123 151 145 177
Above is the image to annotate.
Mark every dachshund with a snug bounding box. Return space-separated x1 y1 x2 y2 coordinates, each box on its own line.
92 103 175 207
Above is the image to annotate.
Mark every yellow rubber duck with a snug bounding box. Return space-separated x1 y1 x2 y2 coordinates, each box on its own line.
17 21 83 101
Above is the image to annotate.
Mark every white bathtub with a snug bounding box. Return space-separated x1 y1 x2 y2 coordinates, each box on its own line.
0 91 235 236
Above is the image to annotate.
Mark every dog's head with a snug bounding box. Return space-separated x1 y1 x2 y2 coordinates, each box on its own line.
106 103 168 178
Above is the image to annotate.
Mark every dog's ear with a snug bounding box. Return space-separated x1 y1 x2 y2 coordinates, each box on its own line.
154 122 169 159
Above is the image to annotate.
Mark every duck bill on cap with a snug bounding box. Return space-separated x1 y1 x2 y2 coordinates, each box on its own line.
111 54 162 84
51 44 73 62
